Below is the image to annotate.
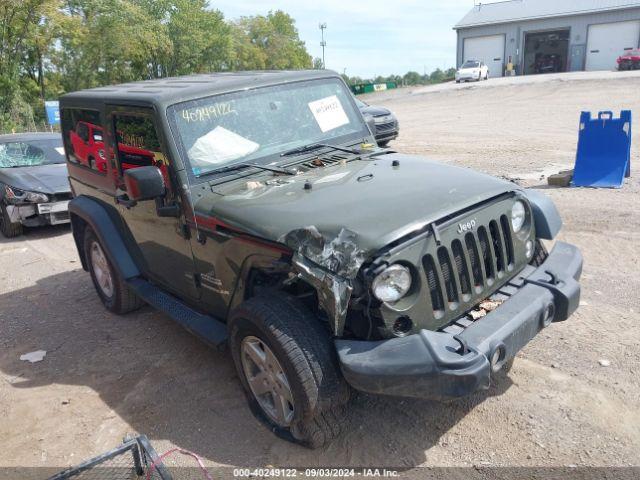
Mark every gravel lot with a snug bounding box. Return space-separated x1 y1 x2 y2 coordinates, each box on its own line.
1 71 639 475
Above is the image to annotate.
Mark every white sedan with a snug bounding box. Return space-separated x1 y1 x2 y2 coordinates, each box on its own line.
455 60 489 83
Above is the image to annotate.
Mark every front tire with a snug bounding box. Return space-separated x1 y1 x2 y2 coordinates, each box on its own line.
0 204 23 238
229 294 351 448
84 227 143 314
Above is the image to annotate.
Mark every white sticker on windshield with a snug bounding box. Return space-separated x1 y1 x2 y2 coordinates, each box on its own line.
55 147 65 156
308 95 349 133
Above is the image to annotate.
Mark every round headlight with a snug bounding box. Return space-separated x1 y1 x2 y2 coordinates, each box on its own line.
511 200 526 233
372 264 412 303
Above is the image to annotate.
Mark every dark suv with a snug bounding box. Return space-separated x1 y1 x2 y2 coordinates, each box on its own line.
61 70 582 448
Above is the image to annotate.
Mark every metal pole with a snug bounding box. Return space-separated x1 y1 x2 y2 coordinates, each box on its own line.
319 23 327 69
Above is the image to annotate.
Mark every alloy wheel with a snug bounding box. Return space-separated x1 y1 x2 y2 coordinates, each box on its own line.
90 241 114 298
240 335 295 427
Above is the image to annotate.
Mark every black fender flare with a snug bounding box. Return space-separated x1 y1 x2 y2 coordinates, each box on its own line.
524 189 563 240
69 195 142 280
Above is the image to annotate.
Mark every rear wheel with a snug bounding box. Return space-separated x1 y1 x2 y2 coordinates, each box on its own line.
0 204 23 238
229 294 351 448
84 227 143 314
88 156 96 170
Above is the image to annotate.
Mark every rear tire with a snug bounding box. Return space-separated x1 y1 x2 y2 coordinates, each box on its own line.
0 204 23 238
84 227 143 314
229 294 351 448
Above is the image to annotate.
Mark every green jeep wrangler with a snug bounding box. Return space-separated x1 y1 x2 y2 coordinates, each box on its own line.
61 70 582 448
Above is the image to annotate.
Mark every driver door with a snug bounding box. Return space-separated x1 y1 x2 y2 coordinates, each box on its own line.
107 106 200 301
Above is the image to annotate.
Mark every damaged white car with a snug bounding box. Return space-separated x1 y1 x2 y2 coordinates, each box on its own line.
0 133 71 237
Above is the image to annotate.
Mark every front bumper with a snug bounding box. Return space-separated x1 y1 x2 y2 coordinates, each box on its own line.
5 201 70 227
373 123 399 144
456 73 479 81
336 242 582 400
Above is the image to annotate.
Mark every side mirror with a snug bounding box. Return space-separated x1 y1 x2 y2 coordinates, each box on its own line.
123 166 165 202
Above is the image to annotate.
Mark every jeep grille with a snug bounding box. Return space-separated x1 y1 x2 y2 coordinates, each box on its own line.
422 214 515 320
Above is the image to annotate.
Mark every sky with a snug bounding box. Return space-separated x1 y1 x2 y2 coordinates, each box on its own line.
211 0 484 79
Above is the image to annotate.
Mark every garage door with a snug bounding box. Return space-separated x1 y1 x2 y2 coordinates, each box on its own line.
586 20 640 71
463 35 505 77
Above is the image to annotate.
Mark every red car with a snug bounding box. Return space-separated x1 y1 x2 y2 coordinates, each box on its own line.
70 121 106 171
617 49 640 70
69 121 157 173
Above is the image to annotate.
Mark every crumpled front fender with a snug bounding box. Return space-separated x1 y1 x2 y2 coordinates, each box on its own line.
292 254 353 336
281 226 368 336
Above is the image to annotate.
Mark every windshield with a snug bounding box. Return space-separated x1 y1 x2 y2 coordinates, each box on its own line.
169 78 367 177
0 139 65 168
462 61 480 68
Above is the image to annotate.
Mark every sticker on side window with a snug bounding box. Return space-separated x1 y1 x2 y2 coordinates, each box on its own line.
308 95 349 133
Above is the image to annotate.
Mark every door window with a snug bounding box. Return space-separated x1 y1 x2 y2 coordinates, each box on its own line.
113 114 171 189
61 108 106 173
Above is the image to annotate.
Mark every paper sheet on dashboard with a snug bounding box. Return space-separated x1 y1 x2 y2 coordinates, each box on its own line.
188 126 259 166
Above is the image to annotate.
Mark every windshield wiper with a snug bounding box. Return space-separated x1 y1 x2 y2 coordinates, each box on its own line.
204 162 297 177
280 143 361 157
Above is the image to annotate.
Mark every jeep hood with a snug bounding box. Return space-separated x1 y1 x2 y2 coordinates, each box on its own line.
194 153 519 257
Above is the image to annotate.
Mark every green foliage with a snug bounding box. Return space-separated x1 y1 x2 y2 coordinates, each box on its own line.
344 67 457 88
0 1 312 131
231 11 312 70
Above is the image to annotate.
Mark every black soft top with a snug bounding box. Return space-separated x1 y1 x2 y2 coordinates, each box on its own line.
60 70 342 110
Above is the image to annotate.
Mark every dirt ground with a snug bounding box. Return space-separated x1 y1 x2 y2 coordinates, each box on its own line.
1 72 639 475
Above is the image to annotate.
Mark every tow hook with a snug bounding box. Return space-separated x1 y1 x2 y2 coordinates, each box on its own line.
453 334 470 355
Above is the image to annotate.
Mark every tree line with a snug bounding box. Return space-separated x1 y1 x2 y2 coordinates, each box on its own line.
343 68 457 87
0 0 314 131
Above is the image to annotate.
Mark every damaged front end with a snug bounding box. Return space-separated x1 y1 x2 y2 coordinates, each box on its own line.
2 185 71 227
280 227 367 336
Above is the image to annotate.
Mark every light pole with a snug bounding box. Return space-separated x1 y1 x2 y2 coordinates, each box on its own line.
319 23 327 69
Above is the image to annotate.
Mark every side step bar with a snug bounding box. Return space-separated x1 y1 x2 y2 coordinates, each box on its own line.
127 277 228 347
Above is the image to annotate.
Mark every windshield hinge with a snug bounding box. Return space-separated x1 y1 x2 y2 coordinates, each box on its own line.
430 222 442 246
